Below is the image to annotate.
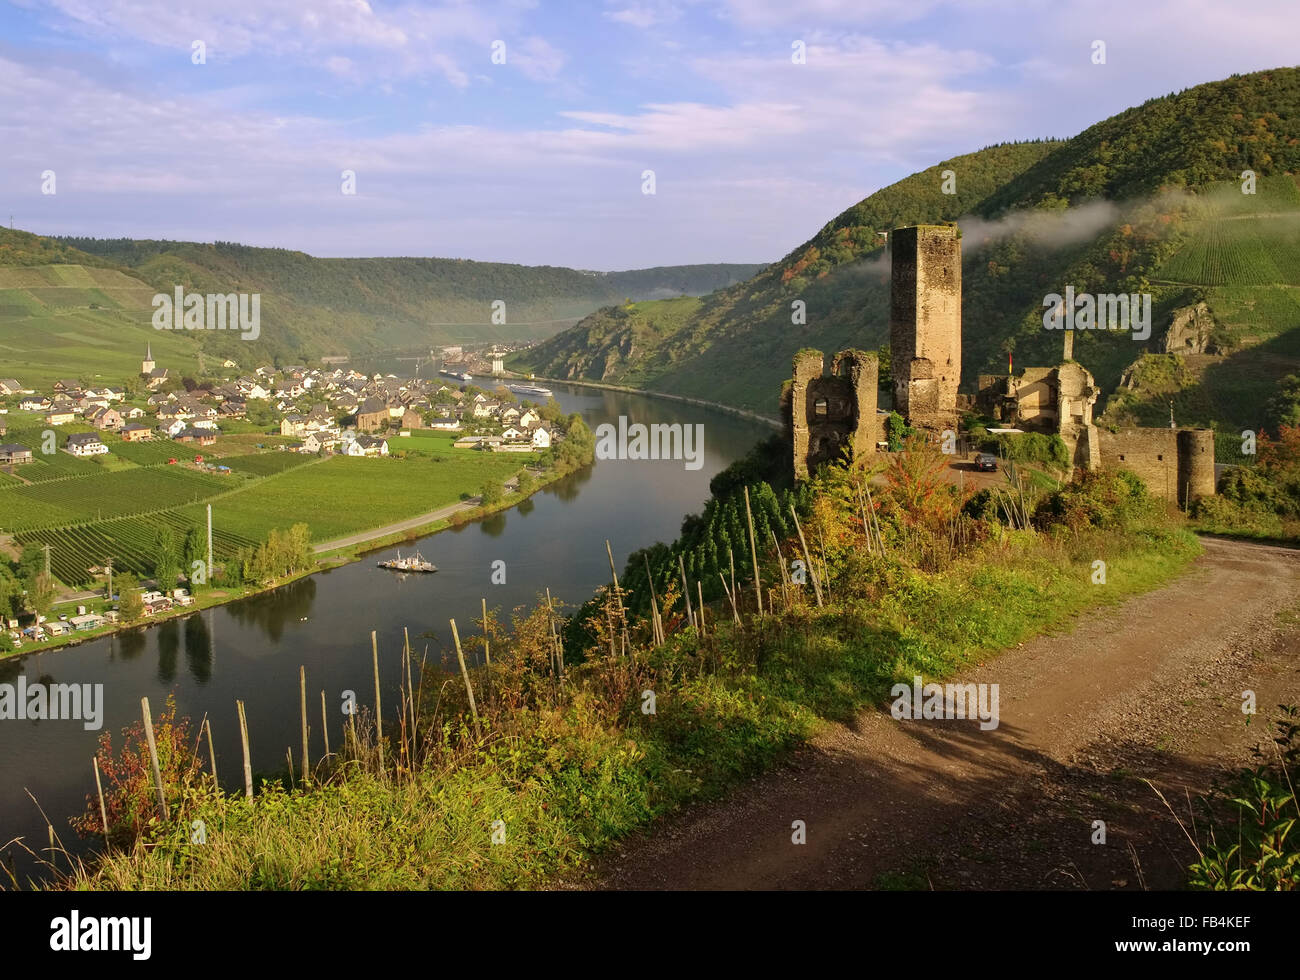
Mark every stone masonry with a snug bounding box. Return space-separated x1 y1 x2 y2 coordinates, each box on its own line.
890 224 961 430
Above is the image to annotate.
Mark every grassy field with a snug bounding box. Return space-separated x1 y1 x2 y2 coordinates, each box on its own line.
174 449 530 543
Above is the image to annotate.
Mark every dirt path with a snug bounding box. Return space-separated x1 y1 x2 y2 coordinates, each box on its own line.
588 536 1300 890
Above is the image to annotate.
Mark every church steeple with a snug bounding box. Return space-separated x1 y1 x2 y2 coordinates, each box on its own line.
142 343 155 376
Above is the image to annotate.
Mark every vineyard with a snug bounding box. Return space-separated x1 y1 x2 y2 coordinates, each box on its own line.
220 452 315 476
108 438 189 465
15 511 259 587
0 466 234 532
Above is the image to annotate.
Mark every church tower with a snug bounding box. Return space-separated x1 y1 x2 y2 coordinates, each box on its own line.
142 343 155 376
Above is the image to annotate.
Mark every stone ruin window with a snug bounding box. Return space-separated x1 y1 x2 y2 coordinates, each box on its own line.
1157 454 1163 461
814 398 828 417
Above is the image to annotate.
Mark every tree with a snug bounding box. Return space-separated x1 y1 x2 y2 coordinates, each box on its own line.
153 526 180 592
516 470 535 495
183 526 207 591
116 571 145 624
480 478 504 507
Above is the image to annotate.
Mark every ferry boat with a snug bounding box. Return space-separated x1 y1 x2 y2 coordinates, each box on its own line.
508 383 553 398
377 550 437 573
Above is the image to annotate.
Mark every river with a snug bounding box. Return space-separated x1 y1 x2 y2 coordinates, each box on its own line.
0 384 773 882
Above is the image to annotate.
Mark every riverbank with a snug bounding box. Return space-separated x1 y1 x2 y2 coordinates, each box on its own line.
513 373 783 430
2 458 581 661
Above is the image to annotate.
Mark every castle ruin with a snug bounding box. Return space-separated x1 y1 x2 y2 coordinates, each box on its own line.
889 224 962 431
786 349 879 481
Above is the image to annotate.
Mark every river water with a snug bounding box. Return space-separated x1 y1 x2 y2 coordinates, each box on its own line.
0 383 772 881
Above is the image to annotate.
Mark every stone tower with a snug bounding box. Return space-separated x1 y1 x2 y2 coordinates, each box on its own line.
788 348 879 481
142 342 155 376
889 224 961 428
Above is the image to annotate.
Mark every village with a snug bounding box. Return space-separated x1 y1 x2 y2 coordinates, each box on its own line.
0 344 555 468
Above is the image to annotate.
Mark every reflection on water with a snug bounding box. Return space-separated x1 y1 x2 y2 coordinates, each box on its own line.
223 577 318 644
0 383 773 880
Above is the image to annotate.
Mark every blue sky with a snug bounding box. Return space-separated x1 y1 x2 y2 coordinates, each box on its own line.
2 0 1297 268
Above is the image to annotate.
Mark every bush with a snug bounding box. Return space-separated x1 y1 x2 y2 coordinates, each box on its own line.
1035 467 1155 533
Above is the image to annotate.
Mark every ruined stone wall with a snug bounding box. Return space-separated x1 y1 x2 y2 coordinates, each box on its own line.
889 225 961 427
1096 427 1215 505
790 349 879 480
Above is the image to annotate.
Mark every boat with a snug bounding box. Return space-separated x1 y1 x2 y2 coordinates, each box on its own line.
440 368 473 382
508 383 553 398
377 550 437 573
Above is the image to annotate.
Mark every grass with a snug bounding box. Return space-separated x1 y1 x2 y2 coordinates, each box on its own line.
173 450 530 543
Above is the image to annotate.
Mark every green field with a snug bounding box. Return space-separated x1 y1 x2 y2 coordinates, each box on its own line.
174 451 530 543
0 465 231 532
219 451 315 476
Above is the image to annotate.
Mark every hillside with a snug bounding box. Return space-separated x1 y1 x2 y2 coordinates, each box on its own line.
0 226 760 385
51 236 762 365
512 68 1300 436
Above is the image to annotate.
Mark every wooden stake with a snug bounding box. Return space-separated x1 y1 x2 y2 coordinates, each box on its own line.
744 486 763 616
679 554 695 628
405 626 417 759
790 504 823 607
479 602 490 666
286 747 295 787
718 572 740 624
140 696 167 821
605 539 630 655
449 619 480 731
92 756 109 845
237 699 253 800
299 665 309 784
204 717 218 790
728 547 738 615
371 630 384 771
697 580 706 637
320 690 330 758
644 554 663 645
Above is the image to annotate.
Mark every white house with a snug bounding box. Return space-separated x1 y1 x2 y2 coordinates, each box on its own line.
532 425 553 449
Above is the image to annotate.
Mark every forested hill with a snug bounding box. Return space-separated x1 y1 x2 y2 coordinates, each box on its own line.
44 236 760 362
512 68 1300 436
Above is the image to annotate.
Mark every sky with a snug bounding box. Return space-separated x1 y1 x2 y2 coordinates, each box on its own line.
2 0 1298 269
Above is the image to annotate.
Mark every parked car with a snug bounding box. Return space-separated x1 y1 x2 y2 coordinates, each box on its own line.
975 453 999 472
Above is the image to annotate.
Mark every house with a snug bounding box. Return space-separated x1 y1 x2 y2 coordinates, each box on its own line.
532 424 553 449
0 443 34 465
501 426 527 441
88 407 123 431
401 407 424 429
163 418 188 438
0 379 27 396
500 407 521 424
174 428 216 446
123 406 146 419
472 400 500 419
280 414 307 438
121 423 152 442
52 379 80 394
219 400 247 419
355 397 389 432
65 432 109 456
300 432 328 454
146 367 169 389
19 396 51 412
70 613 106 631
356 435 390 457
428 416 460 431
518 408 541 428
45 409 77 426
